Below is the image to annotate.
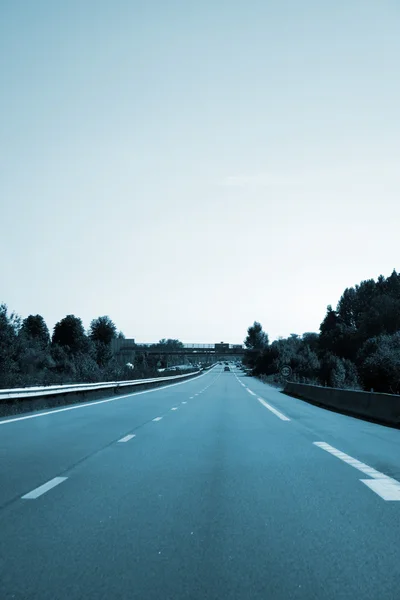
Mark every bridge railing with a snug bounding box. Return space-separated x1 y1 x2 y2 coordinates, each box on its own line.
135 343 243 349
183 344 215 349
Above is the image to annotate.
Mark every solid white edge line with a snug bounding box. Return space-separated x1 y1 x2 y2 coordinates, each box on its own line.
257 397 290 421
0 367 218 426
22 477 68 499
118 434 136 443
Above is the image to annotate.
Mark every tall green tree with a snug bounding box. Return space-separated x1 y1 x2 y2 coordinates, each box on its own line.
86 316 116 369
356 332 400 393
244 322 269 369
319 353 346 388
318 305 338 355
318 305 358 360
17 316 53 383
244 322 269 350
319 305 339 337
0 304 21 387
20 315 50 348
358 295 400 340
291 344 320 381
73 351 102 383
93 341 113 368
88 316 117 345
336 288 358 328
50 344 77 378
52 315 88 354
383 269 400 299
353 279 379 328
302 332 320 353
254 344 280 375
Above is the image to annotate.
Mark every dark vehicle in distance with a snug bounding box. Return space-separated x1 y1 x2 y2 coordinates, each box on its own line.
224 366 230 372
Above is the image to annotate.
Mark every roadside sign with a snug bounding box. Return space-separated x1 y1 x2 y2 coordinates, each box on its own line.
280 365 292 378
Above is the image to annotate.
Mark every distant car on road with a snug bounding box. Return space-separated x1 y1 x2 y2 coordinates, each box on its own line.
224 366 230 372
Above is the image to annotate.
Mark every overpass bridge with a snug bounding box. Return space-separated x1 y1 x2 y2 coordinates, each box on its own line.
110 340 246 366
139 343 244 353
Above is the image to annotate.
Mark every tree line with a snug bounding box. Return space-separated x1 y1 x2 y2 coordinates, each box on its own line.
243 269 400 394
0 310 188 389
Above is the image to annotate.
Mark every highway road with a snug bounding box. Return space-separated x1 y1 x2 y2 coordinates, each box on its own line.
1 364 400 599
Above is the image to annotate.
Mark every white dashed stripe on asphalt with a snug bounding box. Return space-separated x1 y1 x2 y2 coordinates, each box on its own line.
313 442 400 501
152 417 163 422
246 389 257 396
313 442 390 479
171 407 178 411
257 397 290 421
22 477 68 499
118 434 136 443
361 479 400 501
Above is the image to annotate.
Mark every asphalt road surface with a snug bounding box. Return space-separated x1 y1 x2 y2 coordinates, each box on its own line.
1 364 400 599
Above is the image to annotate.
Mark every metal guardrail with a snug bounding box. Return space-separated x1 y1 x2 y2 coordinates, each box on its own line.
0 370 203 401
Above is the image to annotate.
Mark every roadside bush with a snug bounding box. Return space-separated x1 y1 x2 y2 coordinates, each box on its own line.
357 333 400 393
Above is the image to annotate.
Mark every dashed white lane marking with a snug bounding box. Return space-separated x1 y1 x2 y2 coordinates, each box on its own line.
313 442 400 501
22 477 68 499
246 389 257 396
171 407 178 411
313 442 389 479
182 401 187 404
118 434 136 443
257 397 290 421
361 479 400 501
189 396 194 399
152 417 163 422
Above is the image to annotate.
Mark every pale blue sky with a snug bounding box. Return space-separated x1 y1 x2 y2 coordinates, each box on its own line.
1 1 399 344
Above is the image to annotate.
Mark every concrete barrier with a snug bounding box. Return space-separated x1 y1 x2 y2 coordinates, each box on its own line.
283 382 400 427
0 370 204 419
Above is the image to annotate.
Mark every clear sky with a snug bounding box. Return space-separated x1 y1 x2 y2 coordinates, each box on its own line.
1 1 399 344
